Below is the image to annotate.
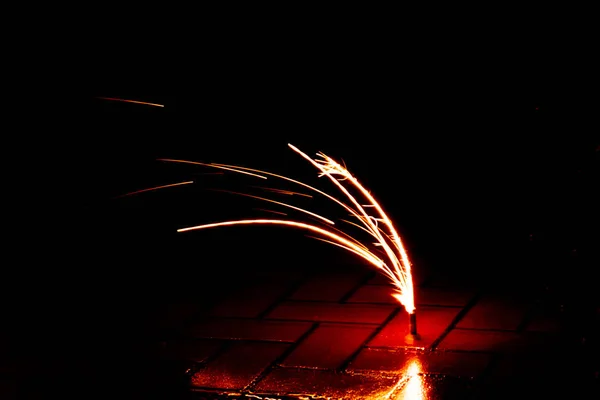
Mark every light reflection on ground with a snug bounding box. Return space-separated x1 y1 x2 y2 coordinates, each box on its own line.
373 357 426 400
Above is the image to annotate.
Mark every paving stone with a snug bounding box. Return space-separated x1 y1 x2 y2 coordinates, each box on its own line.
349 348 492 378
289 271 367 302
266 301 395 324
186 319 313 342
253 368 401 399
436 328 562 353
282 323 375 369
206 279 295 318
369 306 461 349
348 285 476 307
456 295 530 330
191 341 288 390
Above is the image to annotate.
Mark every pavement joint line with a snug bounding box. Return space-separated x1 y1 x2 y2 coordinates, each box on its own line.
430 291 482 350
515 303 537 333
243 322 320 393
255 274 313 319
338 270 377 303
339 307 402 372
183 339 232 380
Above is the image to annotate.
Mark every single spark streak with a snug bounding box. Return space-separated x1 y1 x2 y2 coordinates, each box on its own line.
177 219 384 268
253 208 288 216
158 159 267 179
209 189 335 225
96 97 164 107
251 186 312 197
112 181 193 198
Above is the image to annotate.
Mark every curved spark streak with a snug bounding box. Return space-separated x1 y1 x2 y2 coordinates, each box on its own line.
113 181 193 198
178 219 384 268
251 186 312 197
96 97 164 107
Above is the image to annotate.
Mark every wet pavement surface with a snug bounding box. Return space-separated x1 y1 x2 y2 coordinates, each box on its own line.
4 239 599 399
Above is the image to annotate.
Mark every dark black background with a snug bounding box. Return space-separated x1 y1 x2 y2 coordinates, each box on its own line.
9 19 599 397
20 23 598 314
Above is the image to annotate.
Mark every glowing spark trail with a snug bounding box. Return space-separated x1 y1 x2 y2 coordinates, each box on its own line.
96 97 165 107
171 144 416 314
113 181 193 198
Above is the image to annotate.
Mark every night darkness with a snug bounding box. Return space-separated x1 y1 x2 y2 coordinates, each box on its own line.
9 24 600 398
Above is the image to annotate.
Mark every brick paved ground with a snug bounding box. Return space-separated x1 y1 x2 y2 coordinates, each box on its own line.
185 255 598 399
3 252 598 399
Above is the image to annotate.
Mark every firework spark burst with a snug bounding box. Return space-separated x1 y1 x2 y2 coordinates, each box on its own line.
166 144 416 314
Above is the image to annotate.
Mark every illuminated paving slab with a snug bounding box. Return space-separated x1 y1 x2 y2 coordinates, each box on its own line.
281 323 376 369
